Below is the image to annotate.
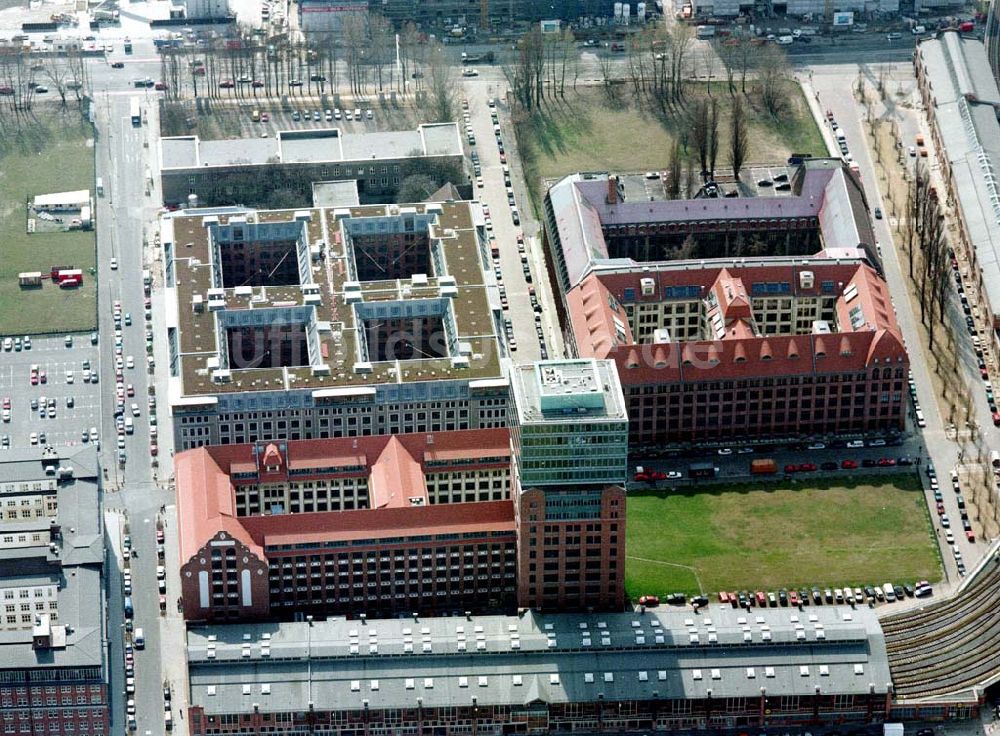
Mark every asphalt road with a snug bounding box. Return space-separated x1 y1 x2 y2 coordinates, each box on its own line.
93 91 176 736
462 83 564 363
0 6 925 102
810 62 983 583
629 435 928 484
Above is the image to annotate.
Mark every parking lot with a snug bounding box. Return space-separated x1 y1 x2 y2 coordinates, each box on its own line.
166 93 414 140
0 335 101 452
616 165 796 202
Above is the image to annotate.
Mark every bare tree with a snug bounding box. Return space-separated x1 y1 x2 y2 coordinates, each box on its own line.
398 21 421 93
503 29 545 111
368 13 394 92
903 162 925 280
666 140 682 199
923 193 948 341
427 42 456 123
914 166 946 345
672 234 698 260
684 155 696 198
557 27 577 96
159 49 183 101
715 38 738 96
40 56 72 107
735 38 755 95
667 24 694 104
596 50 617 100
690 100 710 183
7 56 38 112
341 12 367 95
707 98 719 180
756 45 791 118
729 95 749 180
65 49 90 105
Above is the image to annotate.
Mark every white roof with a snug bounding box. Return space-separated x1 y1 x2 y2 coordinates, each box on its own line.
34 190 89 206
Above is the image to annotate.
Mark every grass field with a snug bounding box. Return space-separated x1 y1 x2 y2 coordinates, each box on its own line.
625 475 941 599
518 82 826 184
0 114 97 335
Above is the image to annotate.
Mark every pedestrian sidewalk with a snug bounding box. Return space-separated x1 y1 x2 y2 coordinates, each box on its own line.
158 503 189 728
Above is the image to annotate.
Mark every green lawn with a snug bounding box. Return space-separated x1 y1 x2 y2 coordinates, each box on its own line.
0 113 97 335
518 82 826 184
625 475 941 599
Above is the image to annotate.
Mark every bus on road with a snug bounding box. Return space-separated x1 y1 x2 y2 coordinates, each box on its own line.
130 98 141 127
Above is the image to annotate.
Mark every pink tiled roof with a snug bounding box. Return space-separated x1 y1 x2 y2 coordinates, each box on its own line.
175 429 513 561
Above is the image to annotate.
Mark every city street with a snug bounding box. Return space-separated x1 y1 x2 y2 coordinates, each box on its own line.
462 80 565 363
628 435 927 486
93 89 179 736
809 62 986 584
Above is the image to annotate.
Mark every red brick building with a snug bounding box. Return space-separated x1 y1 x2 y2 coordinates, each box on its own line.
176 430 521 622
543 162 908 447
565 261 908 447
515 485 626 611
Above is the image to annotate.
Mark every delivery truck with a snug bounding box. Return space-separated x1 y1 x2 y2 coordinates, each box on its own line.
751 458 777 474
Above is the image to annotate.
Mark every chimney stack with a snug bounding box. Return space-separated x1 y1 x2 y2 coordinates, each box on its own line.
606 175 617 205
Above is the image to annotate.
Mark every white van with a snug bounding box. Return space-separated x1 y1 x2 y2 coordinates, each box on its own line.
124 417 134 434
915 409 926 428
882 583 896 602
134 628 145 649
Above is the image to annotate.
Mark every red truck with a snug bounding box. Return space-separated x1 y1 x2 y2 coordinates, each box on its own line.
53 268 83 285
751 458 777 475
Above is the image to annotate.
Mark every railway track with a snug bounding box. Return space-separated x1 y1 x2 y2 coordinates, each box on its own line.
883 551 1000 699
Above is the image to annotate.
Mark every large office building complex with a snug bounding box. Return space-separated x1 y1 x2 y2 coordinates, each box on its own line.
159 124 464 208
298 0 367 34
175 359 630 622
690 0 897 17
162 199 509 451
182 0 230 19
185 606 895 736
176 429 517 622
374 0 612 27
543 162 908 447
509 359 628 611
915 32 1000 357
0 448 108 736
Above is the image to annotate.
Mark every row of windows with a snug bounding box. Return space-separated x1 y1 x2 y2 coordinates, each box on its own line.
628 370 905 393
2 723 104 735
1 587 54 600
